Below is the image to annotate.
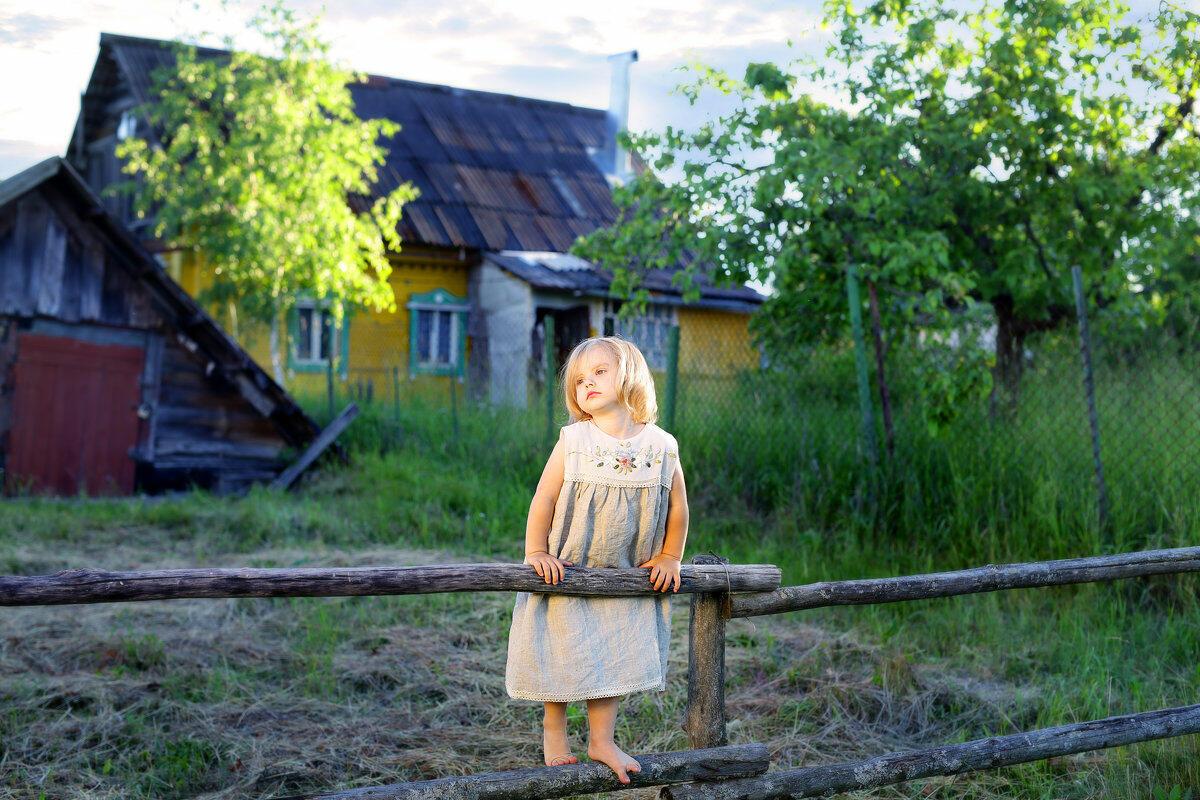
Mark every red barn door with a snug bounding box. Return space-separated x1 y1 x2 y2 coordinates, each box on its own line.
7 333 145 495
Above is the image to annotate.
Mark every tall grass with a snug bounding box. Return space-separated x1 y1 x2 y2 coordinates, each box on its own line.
290 332 1200 576
3 351 1199 797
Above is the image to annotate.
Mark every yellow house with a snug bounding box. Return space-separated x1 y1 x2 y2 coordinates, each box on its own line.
70 33 766 409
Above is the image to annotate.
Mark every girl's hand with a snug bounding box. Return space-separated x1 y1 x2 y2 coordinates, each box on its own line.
638 552 682 593
524 551 574 585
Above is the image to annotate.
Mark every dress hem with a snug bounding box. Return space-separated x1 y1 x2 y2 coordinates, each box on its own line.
505 675 666 702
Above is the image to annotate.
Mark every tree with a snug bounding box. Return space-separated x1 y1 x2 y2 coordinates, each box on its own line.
116 1 416 383
575 0 1200 420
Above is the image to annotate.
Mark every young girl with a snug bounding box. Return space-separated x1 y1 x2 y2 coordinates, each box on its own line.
505 335 690 784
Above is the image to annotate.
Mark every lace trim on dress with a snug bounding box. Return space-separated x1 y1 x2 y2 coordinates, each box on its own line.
563 473 669 489
506 674 667 702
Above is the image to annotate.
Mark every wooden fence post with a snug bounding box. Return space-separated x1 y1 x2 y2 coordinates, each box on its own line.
685 553 729 749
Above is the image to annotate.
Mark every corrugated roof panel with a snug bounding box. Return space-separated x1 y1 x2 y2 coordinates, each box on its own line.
385 158 441 203
433 204 476 245
535 214 578 252
423 163 466 203
393 117 447 162
404 203 451 246
453 165 495 208
506 214 551 252
469 208 510 250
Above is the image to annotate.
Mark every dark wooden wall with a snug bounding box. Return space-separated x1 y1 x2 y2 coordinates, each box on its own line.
0 181 292 494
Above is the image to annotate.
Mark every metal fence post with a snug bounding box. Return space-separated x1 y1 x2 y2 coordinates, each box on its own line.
664 325 680 431
543 315 556 445
326 351 335 420
392 366 400 422
685 553 729 749
1072 265 1111 534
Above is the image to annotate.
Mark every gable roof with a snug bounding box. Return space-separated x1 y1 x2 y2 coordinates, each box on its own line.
0 156 328 456
88 33 766 311
98 33 617 253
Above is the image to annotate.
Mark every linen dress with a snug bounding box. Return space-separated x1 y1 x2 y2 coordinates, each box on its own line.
505 419 680 703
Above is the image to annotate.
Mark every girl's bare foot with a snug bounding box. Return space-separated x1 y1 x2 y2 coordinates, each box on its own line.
544 724 578 767
587 740 641 784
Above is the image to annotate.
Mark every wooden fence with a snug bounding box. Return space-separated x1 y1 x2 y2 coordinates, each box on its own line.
3 547 1199 798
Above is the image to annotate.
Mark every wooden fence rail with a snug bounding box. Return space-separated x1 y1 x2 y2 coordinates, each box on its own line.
0 563 781 606
728 545 1200 618
277 744 770 800
5 545 1199 799
664 703 1200 800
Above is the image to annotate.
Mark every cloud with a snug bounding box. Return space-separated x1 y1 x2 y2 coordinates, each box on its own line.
0 12 75 48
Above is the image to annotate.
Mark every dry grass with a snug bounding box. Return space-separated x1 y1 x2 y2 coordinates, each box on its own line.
0 531 1086 800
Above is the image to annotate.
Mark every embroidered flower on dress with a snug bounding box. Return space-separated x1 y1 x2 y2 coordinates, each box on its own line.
574 442 667 474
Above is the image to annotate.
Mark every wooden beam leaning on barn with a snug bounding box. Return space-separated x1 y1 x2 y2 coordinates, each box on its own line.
663 704 1200 800
275 744 770 800
271 403 359 490
0 563 782 606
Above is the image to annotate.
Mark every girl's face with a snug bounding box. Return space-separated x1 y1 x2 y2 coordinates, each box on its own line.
573 346 619 414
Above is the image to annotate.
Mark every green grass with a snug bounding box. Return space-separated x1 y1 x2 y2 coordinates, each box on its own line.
1 358 1198 797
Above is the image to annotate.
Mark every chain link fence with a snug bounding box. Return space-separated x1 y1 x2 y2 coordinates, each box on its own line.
304 281 1200 550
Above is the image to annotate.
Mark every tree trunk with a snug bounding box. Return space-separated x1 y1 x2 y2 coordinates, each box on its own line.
866 280 895 457
989 294 1024 419
269 313 286 386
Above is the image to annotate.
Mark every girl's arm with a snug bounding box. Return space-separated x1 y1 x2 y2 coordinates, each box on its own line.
641 460 689 592
524 435 571 584
662 460 689 560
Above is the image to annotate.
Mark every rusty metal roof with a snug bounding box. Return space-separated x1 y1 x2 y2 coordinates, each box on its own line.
101 33 617 252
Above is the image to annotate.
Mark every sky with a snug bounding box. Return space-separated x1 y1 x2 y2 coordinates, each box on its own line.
0 0 832 179
0 0 1182 180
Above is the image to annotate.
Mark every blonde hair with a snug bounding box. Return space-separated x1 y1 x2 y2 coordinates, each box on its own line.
561 336 658 424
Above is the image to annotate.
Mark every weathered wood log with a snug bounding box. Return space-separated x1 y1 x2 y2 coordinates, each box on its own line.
663 703 1200 800
0 563 782 607
271 402 359 490
277 744 770 800
729 546 1200 618
686 554 730 749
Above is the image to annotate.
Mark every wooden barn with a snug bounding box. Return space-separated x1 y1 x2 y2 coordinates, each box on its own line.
0 157 326 496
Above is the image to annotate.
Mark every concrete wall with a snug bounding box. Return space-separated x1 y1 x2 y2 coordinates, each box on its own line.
469 260 533 406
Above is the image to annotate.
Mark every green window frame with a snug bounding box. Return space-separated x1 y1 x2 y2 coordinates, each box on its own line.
407 288 468 377
286 298 350 378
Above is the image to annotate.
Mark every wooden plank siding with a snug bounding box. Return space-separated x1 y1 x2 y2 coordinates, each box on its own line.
6 333 145 495
677 307 761 375
168 247 474 401
0 165 313 495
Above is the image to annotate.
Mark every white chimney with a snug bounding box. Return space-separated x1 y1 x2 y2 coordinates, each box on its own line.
601 50 638 184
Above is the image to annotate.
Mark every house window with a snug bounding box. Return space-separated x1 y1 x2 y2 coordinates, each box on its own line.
296 303 335 362
116 108 138 141
602 300 677 370
288 299 349 375
407 289 469 377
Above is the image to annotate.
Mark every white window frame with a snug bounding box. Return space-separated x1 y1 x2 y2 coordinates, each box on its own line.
415 307 460 368
293 299 338 366
406 289 470 376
